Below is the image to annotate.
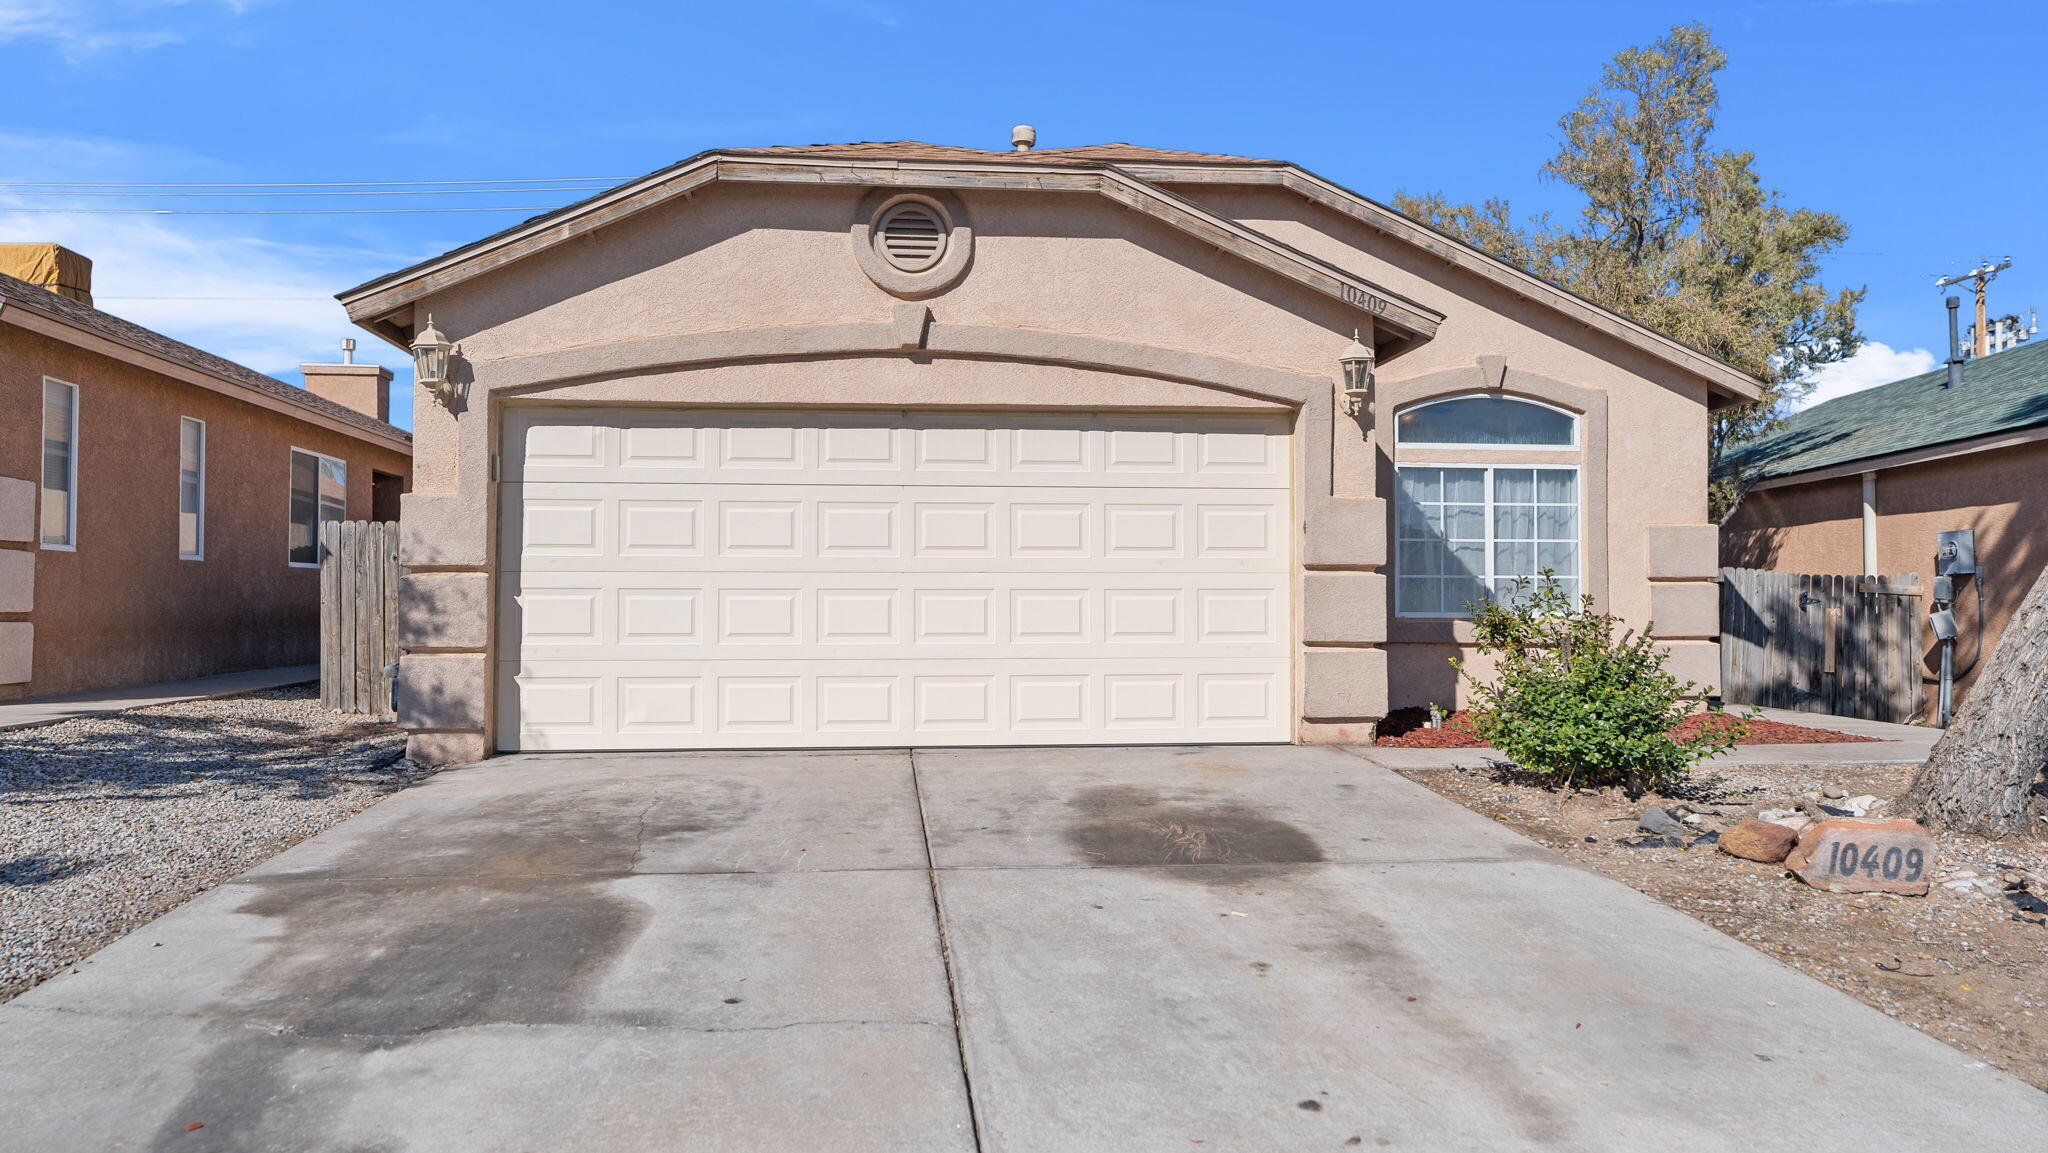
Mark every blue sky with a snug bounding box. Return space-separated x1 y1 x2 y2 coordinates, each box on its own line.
2 0 2042 431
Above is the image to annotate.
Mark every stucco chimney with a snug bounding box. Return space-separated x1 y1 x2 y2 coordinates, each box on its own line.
302 347 393 423
0 244 93 305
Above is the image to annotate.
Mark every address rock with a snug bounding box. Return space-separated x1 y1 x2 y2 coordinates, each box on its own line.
1718 819 1799 864
1784 819 1935 895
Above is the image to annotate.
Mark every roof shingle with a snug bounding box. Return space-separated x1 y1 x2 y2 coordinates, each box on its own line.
717 141 1279 166
0 271 408 444
1732 340 2048 481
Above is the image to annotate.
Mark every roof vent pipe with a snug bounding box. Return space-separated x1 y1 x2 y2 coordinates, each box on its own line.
1011 124 1036 151
1945 295 1964 388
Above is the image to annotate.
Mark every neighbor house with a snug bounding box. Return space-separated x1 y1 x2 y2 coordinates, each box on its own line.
0 245 413 701
338 136 1762 764
1722 337 2048 712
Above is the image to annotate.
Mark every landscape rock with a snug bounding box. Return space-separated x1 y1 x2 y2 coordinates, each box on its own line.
1719 819 1801 864
1823 788 1849 800
1638 807 1690 837
1785 819 1936 896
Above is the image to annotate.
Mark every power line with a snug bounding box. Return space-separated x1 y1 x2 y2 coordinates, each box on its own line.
0 177 630 188
0 206 568 215
0 187 611 198
97 295 337 301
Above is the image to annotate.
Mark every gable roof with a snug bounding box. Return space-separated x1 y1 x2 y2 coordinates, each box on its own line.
339 140 1765 404
1730 340 2048 483
0 272 410 449
339 145 1443 350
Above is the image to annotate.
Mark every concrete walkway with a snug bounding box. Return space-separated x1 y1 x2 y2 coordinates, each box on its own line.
0 745 2037 1151
1362 705 1940 771
0 665 318 732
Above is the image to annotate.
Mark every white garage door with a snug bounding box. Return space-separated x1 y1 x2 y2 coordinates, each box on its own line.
499 409 1292 750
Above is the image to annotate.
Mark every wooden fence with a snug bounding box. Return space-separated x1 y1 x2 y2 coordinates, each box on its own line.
319 520 400 719
1719 568 1925 724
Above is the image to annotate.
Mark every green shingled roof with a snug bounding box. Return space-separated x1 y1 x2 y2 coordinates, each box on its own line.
1729 338 2048 482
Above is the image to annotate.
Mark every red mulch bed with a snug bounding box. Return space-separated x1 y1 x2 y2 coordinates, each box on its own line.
1374 707 1884 748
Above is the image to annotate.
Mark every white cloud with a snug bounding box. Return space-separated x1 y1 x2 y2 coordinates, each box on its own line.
0 0 266 60
1795 341 1938 409
0 129 436 425
0 206 421 426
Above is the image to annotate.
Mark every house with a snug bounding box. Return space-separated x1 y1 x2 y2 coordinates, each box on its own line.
1721 337 2048 712
0 244 414 702
339 135 1762 765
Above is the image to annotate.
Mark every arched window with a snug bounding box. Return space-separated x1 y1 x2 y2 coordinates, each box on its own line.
1393 394 1580 617
1394 393 1576 448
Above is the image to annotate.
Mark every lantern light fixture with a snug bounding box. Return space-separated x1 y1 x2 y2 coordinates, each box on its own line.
410 314 460 408
1338 330 1375 416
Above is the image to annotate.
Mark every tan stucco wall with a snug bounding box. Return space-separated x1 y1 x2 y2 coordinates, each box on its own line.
387 176 1724 761
1172 185 1720 707
0 325 412 700
1722 439 2048 710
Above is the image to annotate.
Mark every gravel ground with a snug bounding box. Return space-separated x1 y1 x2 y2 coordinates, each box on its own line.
1400 759 2048 1091
0 685 431 1003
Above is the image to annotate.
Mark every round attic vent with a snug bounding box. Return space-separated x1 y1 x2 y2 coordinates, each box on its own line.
851 190 971 298
874 199 948 272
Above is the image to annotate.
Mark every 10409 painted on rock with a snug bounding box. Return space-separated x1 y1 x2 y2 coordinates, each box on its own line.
1785 819 1937 896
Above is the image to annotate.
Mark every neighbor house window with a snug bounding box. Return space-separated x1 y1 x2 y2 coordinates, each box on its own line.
179 418 205 560
1395 466 1581 617
288 448 346 567
1395 393 1577 448
41 378 78 549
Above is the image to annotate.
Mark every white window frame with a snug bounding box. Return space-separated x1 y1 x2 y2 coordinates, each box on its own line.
178 417 206 561
1393 392 1580 451
1394 462 1582 619
287 446 347 569
40 376 79 551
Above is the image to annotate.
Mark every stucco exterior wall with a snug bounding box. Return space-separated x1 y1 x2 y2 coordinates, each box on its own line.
0 325 412 701
1174 185 1720 706
430 186 1355 377
1722 439 2048 710
384 174 1727 762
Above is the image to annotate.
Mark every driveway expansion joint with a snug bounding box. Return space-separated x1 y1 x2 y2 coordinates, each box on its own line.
910 748 987 1153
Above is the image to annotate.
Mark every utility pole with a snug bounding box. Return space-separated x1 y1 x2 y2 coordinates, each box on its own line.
1936 258 2011 359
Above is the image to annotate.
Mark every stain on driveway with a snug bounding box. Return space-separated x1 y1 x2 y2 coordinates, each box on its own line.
0 745 2042 1153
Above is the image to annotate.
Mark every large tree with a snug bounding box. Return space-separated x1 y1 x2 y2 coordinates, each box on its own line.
1901 566 2048 839
1394 24 1863 520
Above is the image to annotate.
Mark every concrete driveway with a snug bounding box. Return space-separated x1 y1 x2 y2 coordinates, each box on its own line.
1 745 2041 1151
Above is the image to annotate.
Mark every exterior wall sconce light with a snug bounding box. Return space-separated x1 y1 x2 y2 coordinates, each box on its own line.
1338 331 1375 416
410 315 462 408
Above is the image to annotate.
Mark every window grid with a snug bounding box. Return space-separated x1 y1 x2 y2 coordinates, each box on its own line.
1396 465 1579 618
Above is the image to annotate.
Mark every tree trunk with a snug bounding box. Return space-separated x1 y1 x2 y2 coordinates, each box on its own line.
1900 564 2048 838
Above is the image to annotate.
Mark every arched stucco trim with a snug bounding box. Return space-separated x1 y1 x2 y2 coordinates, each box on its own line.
476 321 1317 407
1373 362 1611 644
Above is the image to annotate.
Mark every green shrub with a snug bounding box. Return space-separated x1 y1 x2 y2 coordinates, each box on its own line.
1453 576 1744 797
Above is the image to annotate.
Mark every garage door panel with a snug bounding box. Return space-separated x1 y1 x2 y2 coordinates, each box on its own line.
500 659 1288 749
500 409 1292 750
507 412 1288 489
506 483 1288 573
501 571 1288 660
